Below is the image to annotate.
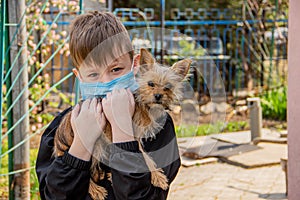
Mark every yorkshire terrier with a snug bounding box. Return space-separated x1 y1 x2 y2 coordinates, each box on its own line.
54 48 191 200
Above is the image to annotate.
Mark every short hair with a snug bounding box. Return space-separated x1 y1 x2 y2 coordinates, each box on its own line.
69 11 133 69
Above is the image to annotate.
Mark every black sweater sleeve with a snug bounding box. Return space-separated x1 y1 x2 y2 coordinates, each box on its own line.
36 109 180 200
35 107 92 200
109 114 181 200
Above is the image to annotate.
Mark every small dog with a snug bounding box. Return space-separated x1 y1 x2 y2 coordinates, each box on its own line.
54 48 191 200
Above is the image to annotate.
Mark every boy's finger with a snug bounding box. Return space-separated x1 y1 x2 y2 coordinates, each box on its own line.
118 88 126 97
90 97 97 112
126 88 135 106
100 113 106 129
96 101 103 113
126 88 131 95
71 104 80 121
101 113 106 124
81 98 91 110
111 89 118 95
106 92 112 99
101 98 108 111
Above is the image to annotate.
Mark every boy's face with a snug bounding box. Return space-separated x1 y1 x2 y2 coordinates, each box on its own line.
73 53 136 83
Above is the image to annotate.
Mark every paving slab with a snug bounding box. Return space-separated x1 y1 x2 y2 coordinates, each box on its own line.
211 130 251 144
220 142 287 169
279 130 288 138
211 129 287 145
177 136 217 149
253 137 287 145
178 136 218 157
183 141 261 159
178 129 287 168
181 156 218 167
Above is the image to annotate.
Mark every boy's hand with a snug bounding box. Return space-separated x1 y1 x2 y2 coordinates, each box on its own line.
102 88 135 143
69 98 106 160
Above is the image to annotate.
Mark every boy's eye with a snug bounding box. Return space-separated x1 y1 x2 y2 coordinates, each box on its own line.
148 81 155 87
88 73 99 78
111 67 123 73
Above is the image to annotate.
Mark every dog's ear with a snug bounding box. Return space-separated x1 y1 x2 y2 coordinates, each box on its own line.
140 48 155 65
171 59 192 80
139 48 155 73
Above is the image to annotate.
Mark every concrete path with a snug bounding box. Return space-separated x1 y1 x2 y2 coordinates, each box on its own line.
168 163 287 200
169 130 287 200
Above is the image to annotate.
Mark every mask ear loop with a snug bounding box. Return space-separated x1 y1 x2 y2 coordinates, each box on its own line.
130 59 134 71
131 60 136 81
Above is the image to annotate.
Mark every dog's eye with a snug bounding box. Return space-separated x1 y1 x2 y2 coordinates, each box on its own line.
164 83 173 91
148 81 155 87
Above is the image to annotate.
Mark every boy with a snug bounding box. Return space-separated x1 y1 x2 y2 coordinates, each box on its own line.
36 11 181 200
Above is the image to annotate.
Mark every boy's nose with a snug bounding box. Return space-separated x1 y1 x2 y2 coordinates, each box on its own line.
154 94 162 101
98 74 113 83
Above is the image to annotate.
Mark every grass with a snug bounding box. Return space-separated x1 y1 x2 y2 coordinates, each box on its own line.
0 139 40 199
260 86 287 121
175 121 248 138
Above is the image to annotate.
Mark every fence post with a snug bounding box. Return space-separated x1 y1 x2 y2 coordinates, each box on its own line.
0 0 6 172
4 1 14 198
247 97 262 142
160 0 165 64
108 0 113 12
7 0 30 199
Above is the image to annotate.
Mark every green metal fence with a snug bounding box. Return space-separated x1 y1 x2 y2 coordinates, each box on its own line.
0 0 83 199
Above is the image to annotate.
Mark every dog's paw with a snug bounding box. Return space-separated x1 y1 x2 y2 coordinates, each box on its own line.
151 168 169 190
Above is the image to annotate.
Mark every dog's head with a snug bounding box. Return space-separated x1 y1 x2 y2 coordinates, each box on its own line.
135 48 191 110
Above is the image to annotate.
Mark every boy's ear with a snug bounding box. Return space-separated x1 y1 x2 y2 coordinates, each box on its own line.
72 68 82 81
133 54 140 75
171 59 192 80
133 54 140 67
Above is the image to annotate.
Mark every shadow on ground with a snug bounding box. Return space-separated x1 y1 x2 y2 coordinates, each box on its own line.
228 185 287 199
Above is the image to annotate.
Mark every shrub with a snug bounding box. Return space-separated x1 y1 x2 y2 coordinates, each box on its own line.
260 86 287 121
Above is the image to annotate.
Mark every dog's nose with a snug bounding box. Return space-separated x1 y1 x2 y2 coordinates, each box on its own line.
154 94 162 100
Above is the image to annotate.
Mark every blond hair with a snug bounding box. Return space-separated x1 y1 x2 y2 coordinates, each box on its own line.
69 11 133 68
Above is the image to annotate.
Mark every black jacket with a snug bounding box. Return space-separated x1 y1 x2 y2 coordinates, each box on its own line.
35 107 181 200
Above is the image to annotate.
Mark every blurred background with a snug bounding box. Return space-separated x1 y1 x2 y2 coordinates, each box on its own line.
0 0 288 199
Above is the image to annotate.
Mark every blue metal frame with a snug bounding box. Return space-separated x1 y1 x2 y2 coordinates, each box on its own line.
44 7 288 97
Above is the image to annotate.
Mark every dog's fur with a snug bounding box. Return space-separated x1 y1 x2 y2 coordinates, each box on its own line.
54 48 191 200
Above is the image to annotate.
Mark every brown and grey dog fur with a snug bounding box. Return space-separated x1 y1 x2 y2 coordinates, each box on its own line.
53 48 191 200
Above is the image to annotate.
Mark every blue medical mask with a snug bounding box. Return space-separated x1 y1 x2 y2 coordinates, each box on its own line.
79 65 139 100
